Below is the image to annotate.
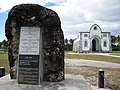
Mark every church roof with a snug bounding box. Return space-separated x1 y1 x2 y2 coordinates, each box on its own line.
79 24 111 33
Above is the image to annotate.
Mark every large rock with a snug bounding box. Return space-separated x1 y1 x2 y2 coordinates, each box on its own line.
5 4 64 81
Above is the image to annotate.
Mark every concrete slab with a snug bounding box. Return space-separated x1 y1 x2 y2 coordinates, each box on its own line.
0 74 92 90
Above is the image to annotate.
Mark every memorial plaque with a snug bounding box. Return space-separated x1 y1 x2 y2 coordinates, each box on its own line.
18 27 41 85
19 27 40 55
18 55 39 84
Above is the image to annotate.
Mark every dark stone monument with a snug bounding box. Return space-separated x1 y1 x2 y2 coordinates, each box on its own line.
5 4 64 84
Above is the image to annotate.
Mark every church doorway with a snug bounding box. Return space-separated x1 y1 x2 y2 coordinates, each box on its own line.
92 39 96 51
92 38 99 52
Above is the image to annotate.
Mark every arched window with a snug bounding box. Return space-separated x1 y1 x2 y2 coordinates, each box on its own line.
84 41 88 47
103 41 107 47
94 26 97 30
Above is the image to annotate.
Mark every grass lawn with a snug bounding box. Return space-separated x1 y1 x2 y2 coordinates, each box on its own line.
65 51 120 63
0 51 9 74
111 51 120 56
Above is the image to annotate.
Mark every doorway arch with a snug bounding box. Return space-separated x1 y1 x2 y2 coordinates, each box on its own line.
92 38 100 52
92 39 96 51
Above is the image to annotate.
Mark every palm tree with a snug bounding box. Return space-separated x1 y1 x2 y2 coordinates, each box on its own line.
69 39 74 45
64 38 68 45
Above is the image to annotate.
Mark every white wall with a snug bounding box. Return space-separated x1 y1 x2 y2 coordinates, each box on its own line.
90 24 101 39
73 39 80 52
101 33 110 51
81 33 90 51
73 34 80 52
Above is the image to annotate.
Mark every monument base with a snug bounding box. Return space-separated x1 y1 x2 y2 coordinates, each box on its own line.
0 74 92 90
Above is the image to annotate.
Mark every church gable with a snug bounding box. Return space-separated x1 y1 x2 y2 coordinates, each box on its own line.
90 24 102 39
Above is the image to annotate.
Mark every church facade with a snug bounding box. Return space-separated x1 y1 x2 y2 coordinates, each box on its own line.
73 24 112 53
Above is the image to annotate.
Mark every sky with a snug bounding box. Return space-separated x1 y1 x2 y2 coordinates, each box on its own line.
0 0 120 42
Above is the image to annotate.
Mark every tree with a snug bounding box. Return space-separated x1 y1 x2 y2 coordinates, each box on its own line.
64 38 68 45
0 42 2 49
117 35 120 43
64 38 74 51
69 39 74 50
111 35 120 51
69 39 74 45
1 39 8 51
111 36 117 43
117 35 120 50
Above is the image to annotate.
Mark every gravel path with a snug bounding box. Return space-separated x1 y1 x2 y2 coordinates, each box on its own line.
65 58 120 68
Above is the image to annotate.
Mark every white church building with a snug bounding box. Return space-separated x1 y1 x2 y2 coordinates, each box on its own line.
73 24 112 53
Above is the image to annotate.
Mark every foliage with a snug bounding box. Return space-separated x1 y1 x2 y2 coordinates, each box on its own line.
64 38 74 51
0 42 2 49
0 39 8 52
111 35 120 51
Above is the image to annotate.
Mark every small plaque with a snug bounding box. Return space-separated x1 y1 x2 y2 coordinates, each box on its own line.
18 55 39 84
19 27 40 55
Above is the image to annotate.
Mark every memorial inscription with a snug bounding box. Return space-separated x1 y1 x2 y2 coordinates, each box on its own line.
18 55 39 84
19 27 40 55
18 27 41 84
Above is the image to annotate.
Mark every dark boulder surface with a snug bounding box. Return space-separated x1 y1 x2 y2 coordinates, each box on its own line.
5 4 64 81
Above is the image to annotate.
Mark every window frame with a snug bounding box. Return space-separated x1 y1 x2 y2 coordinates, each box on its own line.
84 41 88 47
103 41 107 47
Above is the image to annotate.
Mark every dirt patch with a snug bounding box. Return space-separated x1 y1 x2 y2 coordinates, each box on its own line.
65 65 120 90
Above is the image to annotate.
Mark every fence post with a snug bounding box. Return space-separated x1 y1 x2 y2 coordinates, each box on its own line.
98 69 104 88
0 67 5 77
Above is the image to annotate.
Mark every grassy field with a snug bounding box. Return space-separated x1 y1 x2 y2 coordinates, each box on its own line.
0 51 9 74
111 51 120 56
65 51 120 63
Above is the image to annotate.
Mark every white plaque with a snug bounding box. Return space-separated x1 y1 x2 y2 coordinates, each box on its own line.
19 27 40 55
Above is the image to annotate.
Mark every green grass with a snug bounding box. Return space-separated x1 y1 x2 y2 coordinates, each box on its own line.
112 51 120 53
65 51 120 63
0 51 9 74
0 51 8 54
111 53 120 56
111 51 120 56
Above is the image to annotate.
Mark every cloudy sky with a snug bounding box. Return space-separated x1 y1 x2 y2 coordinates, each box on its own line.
0 0 120 41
